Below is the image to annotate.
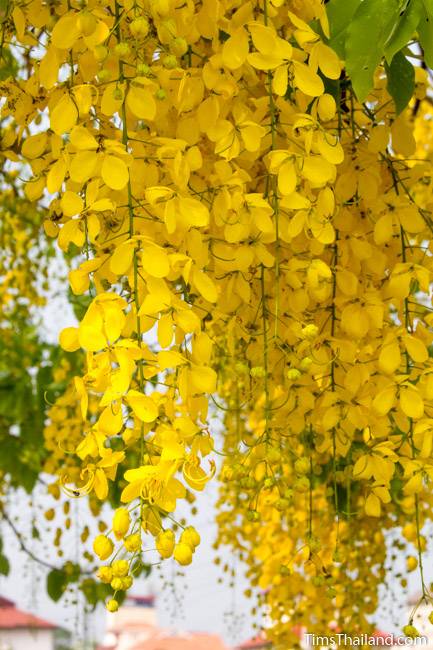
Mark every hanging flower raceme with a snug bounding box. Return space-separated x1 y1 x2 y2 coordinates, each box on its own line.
5 0 433 639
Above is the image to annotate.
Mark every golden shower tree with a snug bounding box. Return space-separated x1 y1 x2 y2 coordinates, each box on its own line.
2 0 433 643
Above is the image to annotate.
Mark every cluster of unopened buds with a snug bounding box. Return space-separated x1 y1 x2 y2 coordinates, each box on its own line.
93 508 200 611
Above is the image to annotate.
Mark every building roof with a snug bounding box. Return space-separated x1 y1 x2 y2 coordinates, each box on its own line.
236 637 272 649
236 627 306 649
372 630 394 640
130 632 228 650
0 598 56 630
127 595 156 607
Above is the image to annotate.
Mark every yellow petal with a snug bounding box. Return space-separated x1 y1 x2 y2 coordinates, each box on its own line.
404 335 428 363
292 61 324 97
247 52 282 70
374 213 394 245
46 158 66 193
21 133 47 159
127 390 158 422
189 365 217 393
178 197 209 227
315 42 341 80
69 269 89 295
378 341 401 375
272 64 288 96
69 151 98 184
126 86 157 121
365 493 381 517
372 386 396 416
248 23 279 55
59 327 80 352
52 12 81 49
278 160 297 195
70 125 98 150
315 131 344 165
101 155 129 190
400 387 424 420
222 28 249 70
78 324 106 351
50 94 78 135
142 245 170 278
158 350 187 370
193 269 217 302
157 314 174 348
99 404 123 435
61 190 84 217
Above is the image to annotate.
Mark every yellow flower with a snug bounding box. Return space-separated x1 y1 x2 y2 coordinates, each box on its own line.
121 461 186 512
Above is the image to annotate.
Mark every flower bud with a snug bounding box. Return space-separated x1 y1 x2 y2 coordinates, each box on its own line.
113 508 130 540
112 559 129 577
294 457 310 475
170 37 188 56
250 366 266 378
402 625 420 639
180 526 200 550
110 577 124 591
93 535 114 561
106 599 119 613
162 54 178 69
124 533 141 553
156 529 175 559
115 42 131 58
406 556 418 572
301 324 319 340
173 542 193 566
97 566 113 583
129 17 150 38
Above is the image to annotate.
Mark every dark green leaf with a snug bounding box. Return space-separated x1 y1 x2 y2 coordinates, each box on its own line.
422 0 433 16
386 50 415 114
326 0 361 57
47 569 68 602
418 10 433 67
0 555 10 576
346 0 401 102
384 0 423 63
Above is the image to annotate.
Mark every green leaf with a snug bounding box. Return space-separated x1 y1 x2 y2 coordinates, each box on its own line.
384 0 423 63
418 10 433 67
422 0 433 16
326 0 361 57
345 0 401 102
386 50 415 114
0 555 10 576
47 569 68 602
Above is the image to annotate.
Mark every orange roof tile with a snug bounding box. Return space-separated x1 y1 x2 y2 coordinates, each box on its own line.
130 632 228 650
236 637 271 649
0 606 56 630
